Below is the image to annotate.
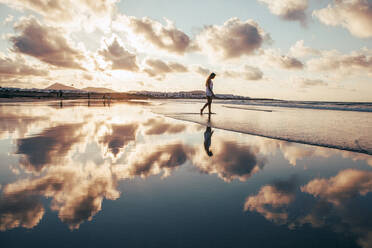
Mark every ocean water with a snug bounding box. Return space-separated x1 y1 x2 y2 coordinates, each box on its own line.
153 99 372 155
0 100 371 248
221 99 372 112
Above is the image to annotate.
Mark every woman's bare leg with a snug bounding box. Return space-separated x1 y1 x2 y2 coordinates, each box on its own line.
201 97 210 114
201 102 208 114
208 98 212 114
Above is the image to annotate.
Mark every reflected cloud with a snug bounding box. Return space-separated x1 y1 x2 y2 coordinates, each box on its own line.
0 107 48 140
100 123 139 157
301 169 372 205
0 194 44 231
2 163 119 230
123 143 192 179
143 117 186 135
244 176 298 224
192 140 266 182
17 124 84 171
299 169 372 248
244 170 372 248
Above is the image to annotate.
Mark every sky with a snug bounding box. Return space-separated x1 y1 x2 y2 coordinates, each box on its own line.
0 0 371 101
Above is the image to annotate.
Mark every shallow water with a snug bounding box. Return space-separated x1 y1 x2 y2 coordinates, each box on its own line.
0 100 371 248
154 99 372 155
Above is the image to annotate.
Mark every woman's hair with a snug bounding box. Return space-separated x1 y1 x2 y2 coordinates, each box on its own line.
205 72 216 86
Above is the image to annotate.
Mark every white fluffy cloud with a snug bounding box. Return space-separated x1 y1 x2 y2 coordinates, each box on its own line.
263 49 304 69
306 48 372 76
196 18 270 59
117 15 195 55
289 40 320 57
0 0 118 32
259 0 308 25
223 65 263 81
313 0 372 38
290 76 328 88
193 65 211 77
98 36 139 71
143 58 189 79
10 17 87 69
0 54 48 80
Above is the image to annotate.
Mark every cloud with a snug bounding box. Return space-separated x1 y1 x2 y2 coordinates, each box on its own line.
98 36 139 71
9 17 86 69
306 48 372 75
223 65 263 80
292 77 328 88
263 49 304 69
196 18 270 59
300 79 327 87
143 58 188 79
100 123 138 157
3 14 14 25
0 0 118 32
83 73 93 81
143 117 187 135
259 0 308 25
122 16 195 55
244 176 298 224
301 169 372 205
289 40 320 57
0 55 49 80
193 65 211 77
16 124 84 172
313 0 372 38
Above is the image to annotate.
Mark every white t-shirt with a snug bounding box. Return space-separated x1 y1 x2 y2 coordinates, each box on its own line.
206 80 213 96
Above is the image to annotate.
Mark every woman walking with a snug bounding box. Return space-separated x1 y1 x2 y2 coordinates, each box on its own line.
200 72 216 115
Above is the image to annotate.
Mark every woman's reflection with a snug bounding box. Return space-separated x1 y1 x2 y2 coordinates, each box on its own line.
204 114 214 157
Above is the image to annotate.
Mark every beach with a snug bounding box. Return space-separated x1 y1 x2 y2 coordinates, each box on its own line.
0 99 371 248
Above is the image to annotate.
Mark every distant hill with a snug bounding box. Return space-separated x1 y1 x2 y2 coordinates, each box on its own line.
45 83 79 91
183 90 204 94
82 87 116 93
45 83 116 93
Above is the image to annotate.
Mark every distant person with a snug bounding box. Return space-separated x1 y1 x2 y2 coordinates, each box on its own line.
200 72 216 115
204 120 214 157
